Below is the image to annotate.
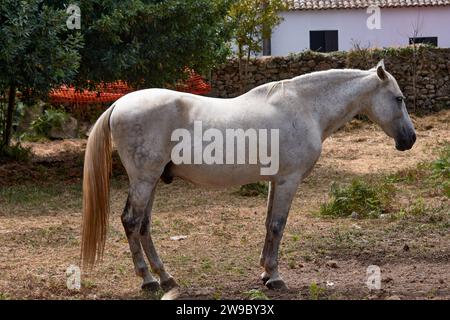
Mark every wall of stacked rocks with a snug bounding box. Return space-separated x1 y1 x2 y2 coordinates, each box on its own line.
210 47 450 113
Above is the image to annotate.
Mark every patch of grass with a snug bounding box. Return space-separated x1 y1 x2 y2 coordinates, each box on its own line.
319 179 394 218
288 258 297 269
81 279 96 289
427 288 439 299
5 225 79 248
171 218 194 234
0 182 82 210
302 253 313 262
386 143 449 199
116 265 127 275
309 282 326 300
386 166 425 184
212 291 222 300
243 289 269 300
237 182 268 197
201 258 212 272
175 254 192 265
393 202 449 230
224 262 245 275
0 292 10 300
142 288 164 300
407 197 427 216
330 227 363 245
431 143 450 197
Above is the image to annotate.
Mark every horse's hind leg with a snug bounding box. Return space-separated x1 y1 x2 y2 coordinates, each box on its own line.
139 185 178 292
121 179 160 292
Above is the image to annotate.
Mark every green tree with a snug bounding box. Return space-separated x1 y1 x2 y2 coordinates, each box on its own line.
0 0 82 149
229 0 286 93
1 0 234 151
63 0 234 89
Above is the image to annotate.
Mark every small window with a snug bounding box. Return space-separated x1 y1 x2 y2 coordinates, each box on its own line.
409 37 438 46
310 30 338 52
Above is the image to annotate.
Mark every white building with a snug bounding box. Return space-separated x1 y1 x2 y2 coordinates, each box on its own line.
269 0 450 55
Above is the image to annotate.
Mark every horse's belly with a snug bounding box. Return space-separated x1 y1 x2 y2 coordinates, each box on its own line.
170 163 269 187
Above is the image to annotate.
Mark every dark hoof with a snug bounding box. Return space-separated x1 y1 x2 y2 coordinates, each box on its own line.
261 274 270 284
265 279 288 291
141 281 161 293
160 277 179 292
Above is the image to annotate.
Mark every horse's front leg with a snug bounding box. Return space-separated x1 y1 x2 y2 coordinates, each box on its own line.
260 181 275 279
261 175 301 290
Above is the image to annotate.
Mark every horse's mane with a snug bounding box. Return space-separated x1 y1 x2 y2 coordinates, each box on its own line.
246 68 373 102
265 80 286 99
292 68 370 84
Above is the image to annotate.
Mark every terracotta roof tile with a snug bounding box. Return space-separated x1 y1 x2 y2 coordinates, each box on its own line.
287 0 450 10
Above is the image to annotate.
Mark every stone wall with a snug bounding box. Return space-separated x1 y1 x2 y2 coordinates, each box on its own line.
210 47 450 113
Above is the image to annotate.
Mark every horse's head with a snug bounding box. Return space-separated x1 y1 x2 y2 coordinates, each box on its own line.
363 60 416 151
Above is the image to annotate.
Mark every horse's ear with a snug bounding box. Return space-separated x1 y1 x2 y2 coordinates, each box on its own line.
376 59 387 81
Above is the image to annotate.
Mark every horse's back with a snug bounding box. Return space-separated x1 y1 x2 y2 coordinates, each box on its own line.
110 88 279 132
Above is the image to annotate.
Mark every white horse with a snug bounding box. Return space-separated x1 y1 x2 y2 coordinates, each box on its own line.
81 61 416 292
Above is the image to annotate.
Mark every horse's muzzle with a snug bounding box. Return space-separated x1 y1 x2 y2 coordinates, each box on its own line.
395 131 416 151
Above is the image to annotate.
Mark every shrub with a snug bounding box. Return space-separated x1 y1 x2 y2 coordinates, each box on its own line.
319 179 394 218
243 289 269 300
30 108 67 137
238 182 268 197
309 282 326 300
0 142 31 162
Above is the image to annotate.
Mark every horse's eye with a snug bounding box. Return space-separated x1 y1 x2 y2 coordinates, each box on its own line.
396 96 404 103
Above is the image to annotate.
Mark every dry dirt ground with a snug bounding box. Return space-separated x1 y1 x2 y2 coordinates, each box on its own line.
0 110 449 300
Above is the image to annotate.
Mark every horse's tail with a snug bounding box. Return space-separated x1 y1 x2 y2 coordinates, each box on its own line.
81 105 115 269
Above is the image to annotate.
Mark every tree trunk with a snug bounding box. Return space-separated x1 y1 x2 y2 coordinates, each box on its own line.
238 45 244 94
243 47 251 93
261 0 271 56
2 84 16 148
263 37 271 56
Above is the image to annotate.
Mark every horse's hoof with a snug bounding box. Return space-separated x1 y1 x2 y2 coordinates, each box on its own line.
265 279 288 291
160 277 179 292
260 272 270 283
141 280 161 293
